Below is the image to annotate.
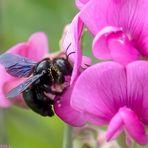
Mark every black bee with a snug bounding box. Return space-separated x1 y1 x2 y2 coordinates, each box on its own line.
0 50 73 117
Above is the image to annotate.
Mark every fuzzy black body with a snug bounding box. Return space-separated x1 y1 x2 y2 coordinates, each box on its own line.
22 58 73 117
0 53 73 117
23 85 54 117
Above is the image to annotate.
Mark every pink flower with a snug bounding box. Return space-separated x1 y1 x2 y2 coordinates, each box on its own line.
78 0 148 65
75 0 90 9
71 61 148 145
0 32 48 108
0 32 86 126
62 14 92 84
54 85 85 126
54 15 90 126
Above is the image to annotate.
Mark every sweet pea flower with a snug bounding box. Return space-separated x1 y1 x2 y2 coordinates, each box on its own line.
0 32 48 108
78 0 148 65
61 14 92 84
54 15 92 126
75 0 90 10
71 61 148 145
0 32 85 126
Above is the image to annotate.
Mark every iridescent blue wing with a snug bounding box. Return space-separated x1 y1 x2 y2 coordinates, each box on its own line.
0 53 37 77
7 73 43 98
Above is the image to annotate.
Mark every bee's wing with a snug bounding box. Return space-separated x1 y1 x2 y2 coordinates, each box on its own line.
7 73 43 98
0 53 37 77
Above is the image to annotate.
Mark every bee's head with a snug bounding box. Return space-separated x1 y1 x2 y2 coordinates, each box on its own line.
34 59 50 75
53 58 73 76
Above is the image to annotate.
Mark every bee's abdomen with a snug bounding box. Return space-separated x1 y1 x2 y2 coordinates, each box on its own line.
23 86 54 117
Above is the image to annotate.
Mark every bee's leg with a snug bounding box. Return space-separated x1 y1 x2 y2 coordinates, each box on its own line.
41 84 63 95
23 87 54 117
36 86 54 104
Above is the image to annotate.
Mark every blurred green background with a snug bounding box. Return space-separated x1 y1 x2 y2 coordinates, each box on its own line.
0 0 77 147
0 1 147 148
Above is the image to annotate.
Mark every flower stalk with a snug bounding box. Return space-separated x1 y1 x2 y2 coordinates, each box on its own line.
0 109 8 144
62 124 73 148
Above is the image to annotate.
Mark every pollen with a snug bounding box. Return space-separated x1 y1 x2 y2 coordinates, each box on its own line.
57 100 62 107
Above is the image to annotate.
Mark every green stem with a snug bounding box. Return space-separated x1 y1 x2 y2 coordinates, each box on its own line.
62 124 73 148
0 109 8 144
118 133 136 148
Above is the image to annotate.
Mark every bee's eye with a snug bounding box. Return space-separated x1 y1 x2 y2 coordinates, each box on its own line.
34 60 49 74
54 58 72 76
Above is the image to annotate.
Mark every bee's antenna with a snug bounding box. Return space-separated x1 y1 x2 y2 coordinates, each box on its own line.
65 43 75 60
65 43 72 55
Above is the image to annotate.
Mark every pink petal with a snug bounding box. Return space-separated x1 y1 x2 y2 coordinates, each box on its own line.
120 107 148 145
92 26 119 60
7 32 49 60
63 14 84 84
3 78 27 108
0 32 48 107
93 26 140 65
0 65 11 107
126 61 148 125
0 64 27 108
7 43 28 54
106 107 148 145
0 43 28 107
80 0 148 56
106 110 123 141
109 35 140 65
54 85 86 126
71 62 127 124
79 0 110 35
81 56 92 69
75 0 90 9
27 32 49 61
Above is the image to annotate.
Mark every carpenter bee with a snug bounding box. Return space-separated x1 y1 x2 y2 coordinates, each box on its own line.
0 49 73 117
